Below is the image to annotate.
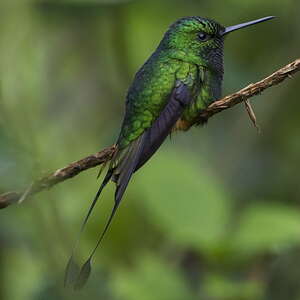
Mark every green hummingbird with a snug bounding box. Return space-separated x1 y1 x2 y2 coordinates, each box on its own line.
65 15 275 289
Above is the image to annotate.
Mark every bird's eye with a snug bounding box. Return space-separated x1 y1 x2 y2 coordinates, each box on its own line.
198 32 210 42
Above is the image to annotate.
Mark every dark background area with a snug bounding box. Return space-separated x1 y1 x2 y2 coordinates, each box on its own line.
0 0 300 299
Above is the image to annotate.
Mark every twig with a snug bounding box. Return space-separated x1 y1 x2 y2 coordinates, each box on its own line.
0 146 116 209
244 99 260 133
1 58 299 209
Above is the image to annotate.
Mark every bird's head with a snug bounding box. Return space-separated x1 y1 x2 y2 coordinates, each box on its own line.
160 16 275 74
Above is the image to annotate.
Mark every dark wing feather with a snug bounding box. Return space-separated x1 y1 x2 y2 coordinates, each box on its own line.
135 81 191 170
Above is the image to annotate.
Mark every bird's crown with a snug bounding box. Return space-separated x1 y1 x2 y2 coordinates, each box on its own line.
170 17 225 36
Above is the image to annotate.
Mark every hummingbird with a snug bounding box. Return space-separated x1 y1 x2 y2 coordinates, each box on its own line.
65 15 275 289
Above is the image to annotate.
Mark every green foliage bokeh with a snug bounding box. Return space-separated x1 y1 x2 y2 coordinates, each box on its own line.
0 1 300 299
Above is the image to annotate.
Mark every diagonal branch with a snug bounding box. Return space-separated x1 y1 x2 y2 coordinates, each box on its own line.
1 58 299 209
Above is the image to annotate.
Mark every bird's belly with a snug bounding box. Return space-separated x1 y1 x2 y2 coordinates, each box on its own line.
173 118 192 131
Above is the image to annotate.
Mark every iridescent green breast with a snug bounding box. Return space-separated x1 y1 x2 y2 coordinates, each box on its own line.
180 66 222 125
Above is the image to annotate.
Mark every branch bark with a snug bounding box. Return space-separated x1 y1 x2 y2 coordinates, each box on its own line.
1 58 299 209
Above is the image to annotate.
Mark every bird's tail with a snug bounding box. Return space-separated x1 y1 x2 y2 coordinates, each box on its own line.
64 135 146 289
65 82 191 289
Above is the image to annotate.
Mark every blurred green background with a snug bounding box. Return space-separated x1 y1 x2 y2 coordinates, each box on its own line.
0 0 300 299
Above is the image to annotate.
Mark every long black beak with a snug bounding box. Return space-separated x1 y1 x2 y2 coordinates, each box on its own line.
222 16 275 35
